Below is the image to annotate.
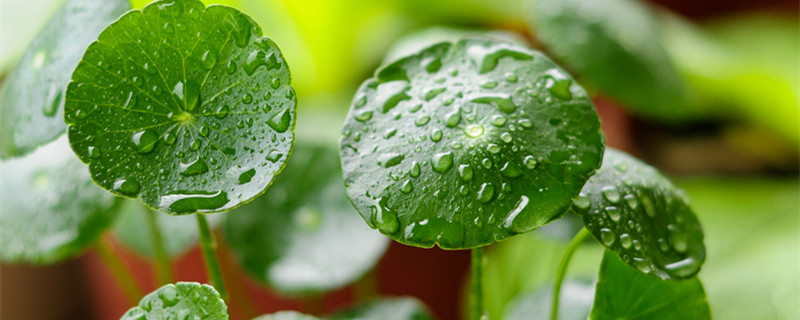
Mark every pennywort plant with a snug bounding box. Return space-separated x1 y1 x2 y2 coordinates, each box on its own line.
0 0 712 319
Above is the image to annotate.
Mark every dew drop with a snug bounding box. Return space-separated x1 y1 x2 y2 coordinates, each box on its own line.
379 152 404 168
544 70 573 100
241 93 253 104
464 124 484 138
158 285 179 307
431 152 454 173
487 144 501 154
179 157 209 176
445 110 461 127
500 161 522 178
620 233 632 249
624 194 638 210
409 162 421 177
265 150 283 162
113 178 141 196
640 194 656 218
424 87 446 101
355 110 373 122
523 155 537 169
500 132 512 143
504 195 529 230
371 198 399 235
606 206 621 221
572 193 591 210
490 115 507 127
131 129 158 154
599 228 616 246
458 164 473 182
200 50 217 70
601 186 621 203
238 168 256 184
415 115 431 127
215 105 229 119
430 129 443 142
471 95 517 114
400 180 413 194
477 183 495 203
267 109 292 133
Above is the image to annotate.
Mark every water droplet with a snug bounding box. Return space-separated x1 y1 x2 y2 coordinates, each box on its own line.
267 109 292 133
158 285 179 307
606 206 621 221
241 93 253 104
243 49 278 75
464 124 484 138
409 162 421 177
355 110 373 122
423 57 442 72
487 144 501 154
481 158 492 169
238 168 256 184
477 183 495 203
226 60 237 74
190 140 201 150
504 195 529 230
668 225 688 253
163 133 176 145
400 180 413 193
640 194 656 218
624 194 638 210
42 88 62 117
471 95 517 114
179 157 209 176
371 198 399 234
458 164 473 181
159 190 229 213
572 193 591 209
201 50 217 70
544 70 573 100
215 105 229 119
500 161 522 178
131 129 158 154
445 110 461 127
480 81 498 89
664 257 700 277
113 178 141 196
658 238 669 252
468 43 532 73
620 233 632 249
415 115 430 126
265 150 283 162
424 87 446 101
270 78 280 89
500 132 512 143
431 129 443 142
599 228 616 246
490 115 507 127
172 80 201 112
602 186 621 203
379 82 411 113
523 155 537 169
379 152 404 168
88 146 101 159
431 152 454 173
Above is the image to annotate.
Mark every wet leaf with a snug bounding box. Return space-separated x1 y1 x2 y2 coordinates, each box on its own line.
64 0 296 215
120 282 228 320
340 38 604 249
504 280 594 320
225 144 389 295
529 0 689 120
327 297 435 320
113 199 224 258
571 148 705 279
0 136 118 264
0 0 130 158
591 251 710 319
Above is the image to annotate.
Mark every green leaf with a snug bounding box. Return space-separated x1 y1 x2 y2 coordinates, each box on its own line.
113 199 224 258
0 0 131 158
591 251 710 320
120 282 228 320
64 0 296 215
327 297 435 320
571 148 705 279
529 0 689 120
340 38 604 249
252 311 318 320
224 144 389 295
504 280 594 320
0 136 118 264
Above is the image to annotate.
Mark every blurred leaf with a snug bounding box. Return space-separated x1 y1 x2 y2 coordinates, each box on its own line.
383 26 529 63
328 297 435 320
224 144 389 296
398 0 526 28
482 232 603 320
591 251 710 320
340 38 604 249
113 199 224 258
0 135 118 264
120 282 228 320
529 0 690 120
0 0 63 72
64 0 296 214
504 280 594 320
0 0 130 158
571 149 705 279
662 13 799 144
253 311 319 320
679 178 799 320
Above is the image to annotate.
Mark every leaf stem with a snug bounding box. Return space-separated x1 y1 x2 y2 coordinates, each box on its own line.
143 206 173 285
551 227 591 320
96 236 143 305
470 247 485 320
196 213 229 301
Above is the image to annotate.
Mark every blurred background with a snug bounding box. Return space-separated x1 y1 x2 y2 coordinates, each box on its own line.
1 0 797 319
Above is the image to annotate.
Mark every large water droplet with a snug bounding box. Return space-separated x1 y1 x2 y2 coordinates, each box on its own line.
606 206 621 221
640 193 656 218
624 194 638 210
431 129 443 142
471 95 517 114
602 186 621 203
431 152 454 173
424 87 446 101
620 233 632 249
355 110 373 122
267 109 292 133
131 129 158 154
504 195 529 231
372 198 399 235
379 152 404 168
468 43 532 73
200 49 217 70
500 161 522 178
599 228 616 246
179 157 209 176
158 285 179 307
415 115 431 126
238 168 256 184
544 70 573 100
400 180 413 194
409 162 421 177
477 183 495 203
446 110 462 127
572 193 591 210
113 178 141 196
464 124 484 138
160 190 229 213
664 257 700 278
458 164 473 181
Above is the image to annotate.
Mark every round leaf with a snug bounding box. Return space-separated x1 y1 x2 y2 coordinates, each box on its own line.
64 0 296 214
0 0 130 158
225 144 389 295
327 297 435 320
120 282 228 320
504 280 594 320
0 135 118 264
340 38 604 249
529 0 689 120
113 199 224 258
571 148 705 279
253 311 318 320
591 251 710 320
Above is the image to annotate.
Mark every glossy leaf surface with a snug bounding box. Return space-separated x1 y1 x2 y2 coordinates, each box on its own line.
340 38 604 249
113 199 224 258
225 144 389 295
529 0 688 119
572 149 705 279
504 280 594 320
0 136 118 264
327 297 435 320
591 251 710 319
65 0 296 214
0 0 130 158
120 282 228 320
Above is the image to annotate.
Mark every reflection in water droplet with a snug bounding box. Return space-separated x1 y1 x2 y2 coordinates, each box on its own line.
504 195 529 230
215 105 229 119
415 115 430 127
458 164 473 182
410 162 421 177
620 233 632 249
599 228 616 246
523 155 537 169
265 150 283 162
379 152 404 168
500 161 522 178
131 129 158 154
464 124 484 138
477 182 495 203
607 206 621 221
431 152 454 173
400 180 413 193
113 178 141 196
624 194 638 209
445 109 461 127
371 197 399 235
179 157 209 176
431 129 443 142
664 257 700 277
355 111 373 122
602 186 621 203
267 109 292 133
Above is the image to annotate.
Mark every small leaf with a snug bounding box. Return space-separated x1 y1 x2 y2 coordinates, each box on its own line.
64 0 296 214
529 0 689 120
327 297 435 320
571 148 705 279
340 38 604 249
0 136 118 264
252 311 318 320
591 251 711 320
225 144 389 295
504 280 594 320
113 199 224 258
0 0 130 158
120 282 228 320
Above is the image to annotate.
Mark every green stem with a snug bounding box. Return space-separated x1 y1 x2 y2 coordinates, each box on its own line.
96 236 143 305
196 214 229 301
143 206 173 285
551 228 591 320
470 247 485 320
